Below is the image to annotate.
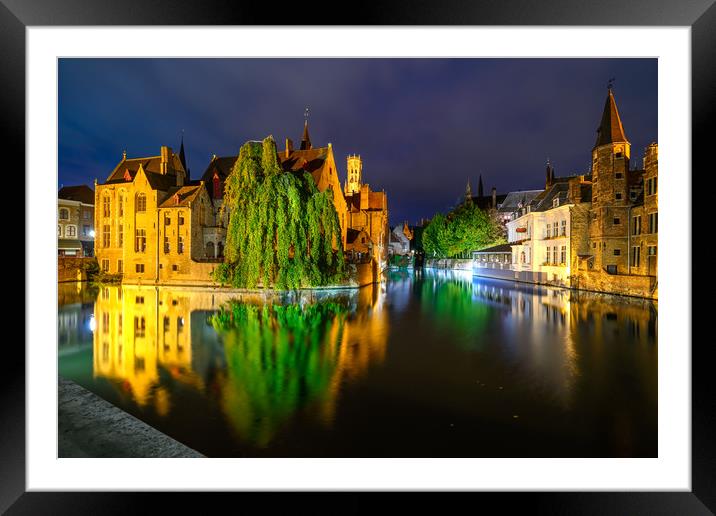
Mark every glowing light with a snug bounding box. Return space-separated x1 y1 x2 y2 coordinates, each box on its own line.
88 314 96 332
89 230 95 238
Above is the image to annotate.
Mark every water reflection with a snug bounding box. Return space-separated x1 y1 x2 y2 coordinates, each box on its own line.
80 283 388 447
58 270 656 457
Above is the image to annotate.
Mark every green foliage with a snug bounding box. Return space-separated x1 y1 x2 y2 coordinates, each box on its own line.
216 136 347 289
422 202 505 259
389 254 412 268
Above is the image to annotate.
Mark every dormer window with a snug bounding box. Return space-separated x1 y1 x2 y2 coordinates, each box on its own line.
123 169 132 181
553 198 559 208
173 193 180 205
213 171 222 199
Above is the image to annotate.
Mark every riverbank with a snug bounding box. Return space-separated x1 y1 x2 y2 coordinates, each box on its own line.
58 377 203 458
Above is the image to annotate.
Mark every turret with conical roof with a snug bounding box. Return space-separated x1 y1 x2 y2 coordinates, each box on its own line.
594 88 629 149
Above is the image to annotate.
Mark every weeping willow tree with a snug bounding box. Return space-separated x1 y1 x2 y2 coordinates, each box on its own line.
214 136 346 289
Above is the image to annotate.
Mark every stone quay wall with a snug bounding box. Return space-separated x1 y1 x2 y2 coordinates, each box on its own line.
58 256 94 283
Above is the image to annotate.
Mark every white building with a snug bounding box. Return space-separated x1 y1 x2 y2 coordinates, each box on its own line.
507 177 592 287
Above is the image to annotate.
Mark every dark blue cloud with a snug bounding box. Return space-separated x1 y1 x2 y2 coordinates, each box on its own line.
59 58 657 225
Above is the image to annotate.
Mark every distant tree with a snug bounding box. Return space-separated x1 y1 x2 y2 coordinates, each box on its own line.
422 203 504 259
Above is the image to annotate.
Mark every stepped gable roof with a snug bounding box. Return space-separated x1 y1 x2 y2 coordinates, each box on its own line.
473 242 513 254
58 185 94 205
497 190 543 213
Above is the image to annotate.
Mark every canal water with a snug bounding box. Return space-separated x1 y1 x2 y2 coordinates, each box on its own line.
58 268 657 457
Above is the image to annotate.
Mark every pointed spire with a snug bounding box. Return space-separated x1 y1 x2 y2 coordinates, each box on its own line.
300 107 312 150
595 87 628 148
179 130 189 180
464 178 472 201
477 174 484 198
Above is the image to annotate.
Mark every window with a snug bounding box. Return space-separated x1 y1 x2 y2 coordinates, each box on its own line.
614 249 621 256
135 229 146 252
546 247 551 264
59 208 69 220
117 260 123 273
172 264 178 271
631 246 641 268
164 213 171 225
178 211 185 225
545 223 551 238
615 172 623 179
118 194 124 217
66 225 76 237
136 193 147 212
102 225 110 247
178 235 184 254
560 245 566 264
101 259 109 272
118 224 123 247
648 212 658 233
58 225 62 237
103 194 111 217
560 220 566 236
648 245 657 256
553 246 557 264
592 242 597 249
615 192 622 200
134 316 146 338
164 236 170 254
632 215 642 235
82 225 90 236
553 198 559 208
613 217 620 225
647 177 657 196
83 210 90 220
615 152 623 158
135 264 145 274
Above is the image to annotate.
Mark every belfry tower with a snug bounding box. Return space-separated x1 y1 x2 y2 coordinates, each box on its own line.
346 154 363 195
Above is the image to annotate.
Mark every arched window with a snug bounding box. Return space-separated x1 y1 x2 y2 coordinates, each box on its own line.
59 208 69 220
118 192 124 217
136 193 147 212
103 194 111 217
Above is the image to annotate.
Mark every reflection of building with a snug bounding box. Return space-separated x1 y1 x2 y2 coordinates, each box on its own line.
92 285 202 412
58 185 95 257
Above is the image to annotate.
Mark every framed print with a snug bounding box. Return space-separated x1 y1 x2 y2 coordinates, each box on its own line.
5 0 712 512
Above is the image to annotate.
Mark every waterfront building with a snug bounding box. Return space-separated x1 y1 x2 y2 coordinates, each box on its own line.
94 121 389 286
94 144 222 284
388 222 412 256
58 185 95 257
574 88 658 298
506 169 592 287
344 153 390 270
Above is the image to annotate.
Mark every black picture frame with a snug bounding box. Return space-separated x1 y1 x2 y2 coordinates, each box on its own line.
5 0 710 513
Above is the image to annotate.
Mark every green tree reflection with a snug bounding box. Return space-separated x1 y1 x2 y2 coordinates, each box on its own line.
211 300 349 447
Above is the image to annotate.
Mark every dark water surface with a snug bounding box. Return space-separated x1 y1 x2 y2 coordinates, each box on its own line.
58 269 657 457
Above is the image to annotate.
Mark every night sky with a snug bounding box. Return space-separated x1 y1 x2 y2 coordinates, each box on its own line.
59 58 657 226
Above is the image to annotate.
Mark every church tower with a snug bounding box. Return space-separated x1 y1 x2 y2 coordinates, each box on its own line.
346 154 362 195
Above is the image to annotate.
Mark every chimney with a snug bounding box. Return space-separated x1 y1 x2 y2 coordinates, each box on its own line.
285 138 294 158
160 146 172 174
491 187 497 209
